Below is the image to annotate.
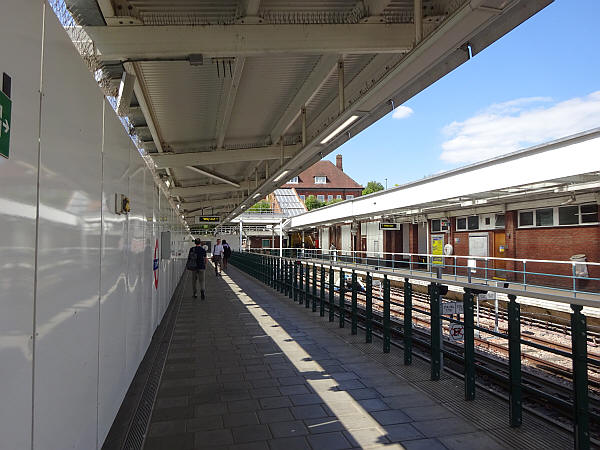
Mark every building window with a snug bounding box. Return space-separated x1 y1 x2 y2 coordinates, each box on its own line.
314 176 326 184
535 208 553 227
299 195 305 202
346 195 354 200
520 204 598 227
317 195 325 202
288 176 298 184
431 219 449 232
580 203 599 223
327 195 333 201
336 195 342 199
261 239 271 248
456 215 479 231
495 214 505 228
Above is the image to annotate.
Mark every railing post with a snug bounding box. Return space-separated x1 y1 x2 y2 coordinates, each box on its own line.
403 278 412 365
366 272 373 343
351 270 358 335
293 262 298 302
296 264 304 305
289 260 293 299
305 263 311 309
312 264 317 312
339 269 345 328
320 265 325 317
430 283 441 381
329 266 335 322
463 289 475 401
507 294 522 427
571 304 590 450
383 275 390 353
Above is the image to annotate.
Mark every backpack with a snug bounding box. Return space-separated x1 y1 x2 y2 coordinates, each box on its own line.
223 244 232 258
186 247 205 270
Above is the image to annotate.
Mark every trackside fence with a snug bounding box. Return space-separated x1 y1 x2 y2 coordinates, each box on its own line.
229 251 599 450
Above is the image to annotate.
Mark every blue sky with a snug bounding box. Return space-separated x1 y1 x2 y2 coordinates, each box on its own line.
327 0 600 188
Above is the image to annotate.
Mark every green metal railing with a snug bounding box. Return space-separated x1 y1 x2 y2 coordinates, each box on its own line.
230 251 596 450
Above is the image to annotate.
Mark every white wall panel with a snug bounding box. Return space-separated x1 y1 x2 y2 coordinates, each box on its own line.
0 1 44 448
341 225 351 254
34 6 103 449
97 101 132 444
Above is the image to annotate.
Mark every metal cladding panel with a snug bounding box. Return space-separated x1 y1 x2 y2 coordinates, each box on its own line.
0 1 43 448
127 151 145 372
97 101 132 445
35 6 103 449
147 174 158 329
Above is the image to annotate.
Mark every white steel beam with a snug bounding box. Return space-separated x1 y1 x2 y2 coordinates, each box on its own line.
215 57 245 149
186 166 240 187
151 145 300 168
269 55 338 144
85 24 415 60
171 179 266 197
183 198 238 210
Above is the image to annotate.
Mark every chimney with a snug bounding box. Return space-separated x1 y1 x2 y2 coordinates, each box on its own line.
336 154 343 171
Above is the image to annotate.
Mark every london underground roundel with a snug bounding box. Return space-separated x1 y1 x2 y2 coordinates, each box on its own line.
153 238 159 289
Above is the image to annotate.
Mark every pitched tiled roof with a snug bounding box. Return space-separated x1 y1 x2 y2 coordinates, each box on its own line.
281 160 363 190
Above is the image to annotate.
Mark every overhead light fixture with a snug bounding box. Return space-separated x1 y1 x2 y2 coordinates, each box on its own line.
164 179 171 188
320 115 359 144
273 170 290 182
241 205 246 209
253 193 261 199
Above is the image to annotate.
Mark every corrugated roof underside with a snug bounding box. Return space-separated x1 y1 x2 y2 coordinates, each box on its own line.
226 54 321 143
139 61 224 146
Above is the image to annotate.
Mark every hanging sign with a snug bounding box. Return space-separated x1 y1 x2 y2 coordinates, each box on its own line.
0 90 11 159
379 223 400 230
195 216 221 224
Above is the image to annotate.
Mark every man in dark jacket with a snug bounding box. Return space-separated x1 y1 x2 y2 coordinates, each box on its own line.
187 238 208 299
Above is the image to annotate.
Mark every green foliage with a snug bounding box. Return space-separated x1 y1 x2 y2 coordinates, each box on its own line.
248 200 271 212
325 198 343 206
305 195 324 211
362 181 384 195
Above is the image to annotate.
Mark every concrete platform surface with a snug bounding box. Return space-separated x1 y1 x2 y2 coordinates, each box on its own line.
142 264 572 450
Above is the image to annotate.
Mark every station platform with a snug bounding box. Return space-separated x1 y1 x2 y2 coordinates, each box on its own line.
134 265 573 450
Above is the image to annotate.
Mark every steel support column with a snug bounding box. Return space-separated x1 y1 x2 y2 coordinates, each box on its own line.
508 294 522 427
571 304 590 449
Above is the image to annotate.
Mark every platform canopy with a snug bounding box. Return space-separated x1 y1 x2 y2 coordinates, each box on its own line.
68 0 552 226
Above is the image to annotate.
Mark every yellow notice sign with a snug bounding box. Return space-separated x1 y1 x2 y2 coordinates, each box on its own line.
432 235 444 265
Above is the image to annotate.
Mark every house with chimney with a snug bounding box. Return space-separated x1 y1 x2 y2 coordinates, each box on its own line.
281 154 363 204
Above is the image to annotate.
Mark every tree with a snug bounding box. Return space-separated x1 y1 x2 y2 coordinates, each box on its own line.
248 200 271 212
305 195 324 211
362 181 384 195
325 198 343 206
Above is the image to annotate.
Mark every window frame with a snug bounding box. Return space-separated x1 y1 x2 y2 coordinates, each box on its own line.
288 176 299 184
518 204 599 228
317 195 325 202
346 194 354 200
314 176 327 184
456 215 479 231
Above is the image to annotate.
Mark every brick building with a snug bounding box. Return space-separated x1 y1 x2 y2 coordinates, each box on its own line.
282 154 363 204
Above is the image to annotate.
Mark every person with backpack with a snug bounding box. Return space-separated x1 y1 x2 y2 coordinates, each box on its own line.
187 238 208 299
222 239 232 270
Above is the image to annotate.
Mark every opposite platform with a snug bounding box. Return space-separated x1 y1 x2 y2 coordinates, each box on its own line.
141 264 572 450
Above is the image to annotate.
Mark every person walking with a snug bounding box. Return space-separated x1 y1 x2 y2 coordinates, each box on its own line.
187 238 208 299
212 238 224 276
222 239 232 270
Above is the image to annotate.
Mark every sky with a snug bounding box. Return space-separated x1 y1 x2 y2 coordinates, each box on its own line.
326 0 600 188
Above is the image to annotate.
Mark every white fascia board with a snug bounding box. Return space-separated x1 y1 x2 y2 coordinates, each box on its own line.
288 132 600 229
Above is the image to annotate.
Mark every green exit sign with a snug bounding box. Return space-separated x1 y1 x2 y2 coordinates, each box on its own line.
0 90 11 159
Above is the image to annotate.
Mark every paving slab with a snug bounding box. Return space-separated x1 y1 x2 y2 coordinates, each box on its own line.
138 264 573 450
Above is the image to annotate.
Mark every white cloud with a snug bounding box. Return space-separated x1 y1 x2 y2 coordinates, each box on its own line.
440 91 600 163
392 105 414 119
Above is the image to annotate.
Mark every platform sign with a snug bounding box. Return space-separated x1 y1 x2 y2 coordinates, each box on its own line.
0 90 11 159
442 301 464 315
379 223 400 230
195 216 220 224
448 323 465 342
431 235 444 265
